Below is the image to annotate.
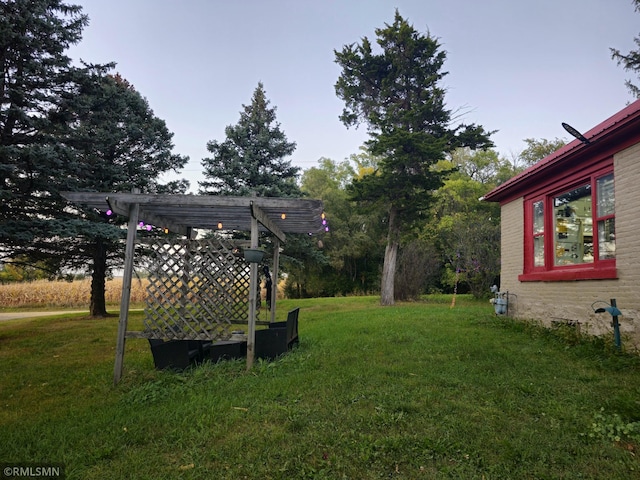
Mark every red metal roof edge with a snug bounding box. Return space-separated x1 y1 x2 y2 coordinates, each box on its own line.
483 98 640 202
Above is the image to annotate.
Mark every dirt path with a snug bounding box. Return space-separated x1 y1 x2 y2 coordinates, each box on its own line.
0 311 88 321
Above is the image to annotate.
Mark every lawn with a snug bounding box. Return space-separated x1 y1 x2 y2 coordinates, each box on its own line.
1 296 639 479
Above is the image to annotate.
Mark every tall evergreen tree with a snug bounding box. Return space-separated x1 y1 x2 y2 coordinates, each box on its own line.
0 0 87 270
0 0 189 316
60 72 189 316
199 82 300 197
335 11 493 305
610 0 640 98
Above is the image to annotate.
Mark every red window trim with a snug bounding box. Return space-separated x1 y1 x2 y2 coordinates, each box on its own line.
521 160 617 282
519 266 617 282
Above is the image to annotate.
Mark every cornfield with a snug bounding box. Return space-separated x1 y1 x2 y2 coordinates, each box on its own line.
0 278 285 309
0 278 149 308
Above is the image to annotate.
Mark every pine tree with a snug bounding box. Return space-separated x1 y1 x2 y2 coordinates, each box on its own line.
199 83 300 197
61 72 189 316
335 11 493 305
1 0 88 265
0 1 189 316
610 0 640 98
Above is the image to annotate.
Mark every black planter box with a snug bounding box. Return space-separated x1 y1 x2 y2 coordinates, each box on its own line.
148 339 210 371
209 340 247 363
255 307 300 360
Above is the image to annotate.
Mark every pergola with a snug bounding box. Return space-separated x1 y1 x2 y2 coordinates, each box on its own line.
62 192 325 384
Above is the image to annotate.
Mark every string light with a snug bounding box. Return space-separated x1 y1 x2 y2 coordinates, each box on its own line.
320 212 329 233
137 221 154 231
106 209 113 216
217 222 223 229
281 213 286 220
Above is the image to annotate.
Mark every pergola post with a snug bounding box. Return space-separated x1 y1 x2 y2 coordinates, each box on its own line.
270 238 280 323
113 192 140 385
246 215 259 370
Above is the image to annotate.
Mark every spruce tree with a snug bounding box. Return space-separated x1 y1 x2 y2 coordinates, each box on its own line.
1 0 88 267
61 72 188 316
199 83 300 197
0 1 189 316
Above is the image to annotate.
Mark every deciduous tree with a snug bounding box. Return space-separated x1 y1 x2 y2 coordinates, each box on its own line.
430 149 502 298
518 137 566 167
300 157 384 295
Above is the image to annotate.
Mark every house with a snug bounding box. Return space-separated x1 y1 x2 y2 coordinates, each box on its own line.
483 99 640 349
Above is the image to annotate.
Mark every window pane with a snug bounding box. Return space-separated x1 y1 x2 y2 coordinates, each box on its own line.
554 184 593 265
533 200 544 234
534 235 545 267
596 173 615 217
598 218 615 260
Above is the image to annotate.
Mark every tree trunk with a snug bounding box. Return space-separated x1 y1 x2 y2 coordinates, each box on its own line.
90 238 109 317
380 205 400 306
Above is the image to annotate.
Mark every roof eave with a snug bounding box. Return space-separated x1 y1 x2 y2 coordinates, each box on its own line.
483 99 640 203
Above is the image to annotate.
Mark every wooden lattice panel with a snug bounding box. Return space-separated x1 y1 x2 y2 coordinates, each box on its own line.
143 238 257 341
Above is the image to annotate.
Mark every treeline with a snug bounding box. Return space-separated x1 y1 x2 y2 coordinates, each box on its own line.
285 142 562 300
1 1 571 312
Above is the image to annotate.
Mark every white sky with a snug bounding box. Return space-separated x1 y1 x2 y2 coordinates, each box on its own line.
68 0 639 191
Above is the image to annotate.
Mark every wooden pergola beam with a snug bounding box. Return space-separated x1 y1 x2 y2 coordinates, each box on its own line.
61 192 324 235
250 201 286 242
109 197 190 236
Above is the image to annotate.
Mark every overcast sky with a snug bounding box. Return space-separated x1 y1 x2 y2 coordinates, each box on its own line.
68 0 639 190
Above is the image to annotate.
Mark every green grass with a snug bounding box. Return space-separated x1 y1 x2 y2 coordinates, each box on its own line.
1 296 639 479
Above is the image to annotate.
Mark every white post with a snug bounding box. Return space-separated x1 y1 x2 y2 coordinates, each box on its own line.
113 189 140 385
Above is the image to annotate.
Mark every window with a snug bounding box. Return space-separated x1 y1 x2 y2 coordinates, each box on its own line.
521 169 616 281
554 184 592 266
596 173 615 260
532 200 545 267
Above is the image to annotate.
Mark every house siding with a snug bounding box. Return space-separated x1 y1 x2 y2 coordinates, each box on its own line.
499 142 640 349
499 198 523 296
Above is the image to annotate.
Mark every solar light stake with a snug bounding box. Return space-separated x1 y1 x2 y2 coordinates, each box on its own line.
592 298 622 350
610 298 621 350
